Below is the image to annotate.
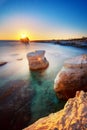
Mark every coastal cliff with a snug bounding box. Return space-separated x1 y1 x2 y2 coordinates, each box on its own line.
24 91 87 130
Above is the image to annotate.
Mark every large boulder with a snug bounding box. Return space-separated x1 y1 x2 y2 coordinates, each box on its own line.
54 54 87 100
24 91 87 130
27 50 49 70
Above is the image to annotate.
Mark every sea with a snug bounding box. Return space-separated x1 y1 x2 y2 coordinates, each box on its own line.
0 41 87 130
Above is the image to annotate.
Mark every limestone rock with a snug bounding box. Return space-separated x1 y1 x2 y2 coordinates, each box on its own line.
27 50 49 70
24 91 87 130
54 54 87 100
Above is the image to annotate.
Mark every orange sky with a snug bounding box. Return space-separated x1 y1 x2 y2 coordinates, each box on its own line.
0 24 84 40
0 15 86 40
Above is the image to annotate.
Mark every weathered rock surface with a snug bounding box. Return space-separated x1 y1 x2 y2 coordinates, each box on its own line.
54 54 87 100
27 50 49 70
0 80 34 130
0 61 7 66
24 91 87 130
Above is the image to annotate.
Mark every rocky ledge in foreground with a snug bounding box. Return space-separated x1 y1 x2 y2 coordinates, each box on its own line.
24 91 87 130
54 54 87 100
0 61 7 66
27 50 49 70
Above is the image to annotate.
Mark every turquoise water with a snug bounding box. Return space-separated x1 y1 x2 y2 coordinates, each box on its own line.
0 41 87 130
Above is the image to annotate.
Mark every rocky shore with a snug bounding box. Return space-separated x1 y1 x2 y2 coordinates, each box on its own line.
31 37 87 48
24 91 87 130
24 54 87 130
54 37 87 48
0 44 87 130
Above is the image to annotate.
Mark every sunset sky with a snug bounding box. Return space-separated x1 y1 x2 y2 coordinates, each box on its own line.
0 0 87 40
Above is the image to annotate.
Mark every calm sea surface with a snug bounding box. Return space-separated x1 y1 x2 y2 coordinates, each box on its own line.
0 41 87 130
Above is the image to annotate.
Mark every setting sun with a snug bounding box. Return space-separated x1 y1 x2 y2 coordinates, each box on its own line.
20 33 29 43
21 34 27 39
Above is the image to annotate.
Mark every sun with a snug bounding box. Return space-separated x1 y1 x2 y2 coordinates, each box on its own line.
21 33 27 39
20 33 29 43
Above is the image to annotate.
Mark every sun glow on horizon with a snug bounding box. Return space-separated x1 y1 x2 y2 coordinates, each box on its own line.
20 33 27 39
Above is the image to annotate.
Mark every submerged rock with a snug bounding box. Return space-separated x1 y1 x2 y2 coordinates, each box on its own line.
24 91 87 130
0 80 34 130
27 50 49 70
54 54 87 100
17 58 23 61
0 61 7 66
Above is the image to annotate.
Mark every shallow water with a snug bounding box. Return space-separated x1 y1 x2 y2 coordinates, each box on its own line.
0 41 87 130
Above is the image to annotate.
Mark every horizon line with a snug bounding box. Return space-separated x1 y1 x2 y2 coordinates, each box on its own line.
0 36 87 42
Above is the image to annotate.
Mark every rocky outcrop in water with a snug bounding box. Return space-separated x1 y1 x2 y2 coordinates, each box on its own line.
24 91 87 130
27 50 49 70
17 58 23 61
20 37 29 44
0 61 7 66
54 54 87 100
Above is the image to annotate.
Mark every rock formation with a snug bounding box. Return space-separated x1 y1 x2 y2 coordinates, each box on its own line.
24 91 87 130
27 50 49 70
54 54 87 100
0 61 7 66
20 37 29 44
